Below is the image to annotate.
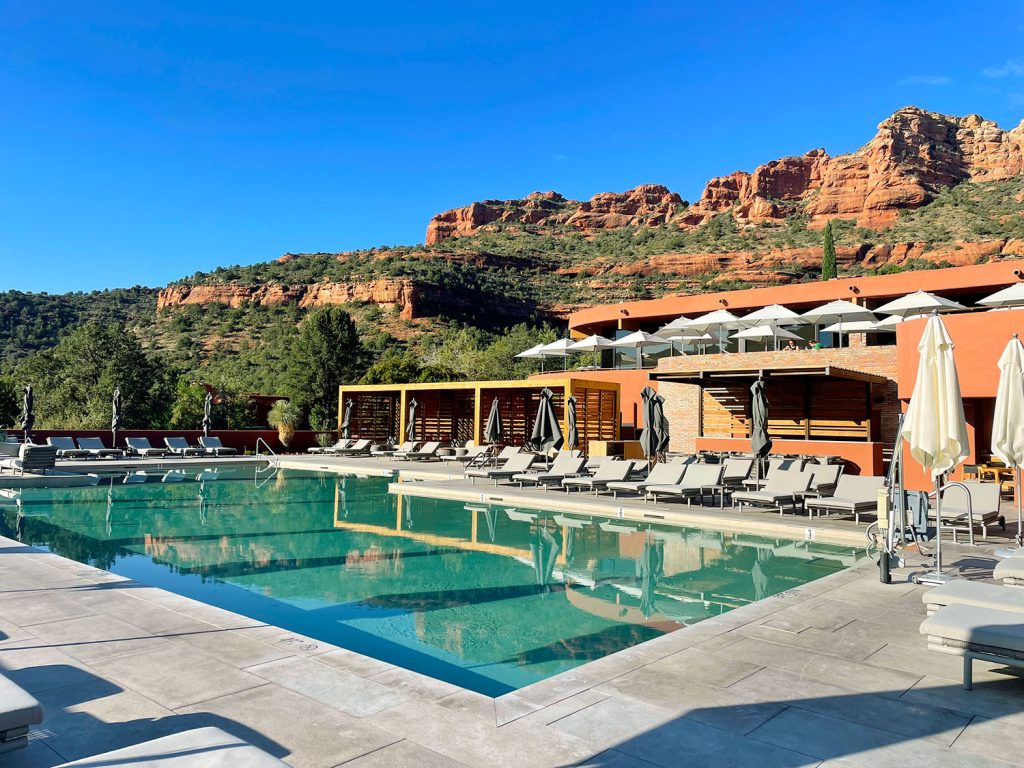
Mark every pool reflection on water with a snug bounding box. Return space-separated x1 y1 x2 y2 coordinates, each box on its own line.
0 469 860 696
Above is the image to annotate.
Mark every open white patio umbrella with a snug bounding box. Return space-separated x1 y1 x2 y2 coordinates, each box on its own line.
979 283 1024 308
539 339 577 371
875 290 966 318
900 314 969 584
992 335 1024 553
802 300 876 348
516 343 548 372
568 334 615 369
821 319 884 335
611 331 672 370
685 309 747 353
730 324 803 350
743 304 808 328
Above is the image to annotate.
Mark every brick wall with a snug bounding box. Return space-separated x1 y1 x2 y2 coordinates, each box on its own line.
658 346 900 457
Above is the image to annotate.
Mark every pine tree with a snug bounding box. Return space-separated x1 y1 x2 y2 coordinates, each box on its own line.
822 220 837 279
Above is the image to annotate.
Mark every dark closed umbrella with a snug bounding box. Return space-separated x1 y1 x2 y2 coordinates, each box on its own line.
202 392 213 437
531 525 561 590
529 388 564 455
566 395 578 451
750 378 773 482
484 398 503 445
639 386 658 459
639 537 664 618
652 392 669 455
111 387 122 447
340 399 354 439
20 385 34 437
405 398 418 442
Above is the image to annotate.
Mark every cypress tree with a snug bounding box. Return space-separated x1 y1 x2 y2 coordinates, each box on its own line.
822 220 837 279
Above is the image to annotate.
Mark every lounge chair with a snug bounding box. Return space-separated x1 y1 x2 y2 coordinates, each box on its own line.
396 441 441 461
0 444 58 476
47 436 92 459
934 481 1005 544
512 451 586 487
741 457 805 490
199 436 238 456
334 439 372 456
922 580 1024 616
606 462 686 499
448 443 490 466
487 445 522 467
731 469 814 515
920 604 1024 689
465 452 536 485
308 438 351 454
53 726 289 767
668 454 698 466
645 463 724 506
371 441 403 457
76 437 125 458
164 437 205 457
0 673 43 755
805 463 843 498
804 475 885 524
994 554 1024 587
562 460 632 494
125 437 170 457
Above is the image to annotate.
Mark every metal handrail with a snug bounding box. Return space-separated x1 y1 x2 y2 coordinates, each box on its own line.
255 437 279 466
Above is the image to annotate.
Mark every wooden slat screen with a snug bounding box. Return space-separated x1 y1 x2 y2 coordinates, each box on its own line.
479 388 564 448
409 389 475 445
575 386 619 449
349 393 400 442
701 385 748 438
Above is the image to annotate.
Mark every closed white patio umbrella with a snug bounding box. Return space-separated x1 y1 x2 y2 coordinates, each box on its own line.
979 283 1024 308
743 304 808 327
539 339 577 370
568 334 615 369
802 300 876 348
611 331 672 370
516 343 548 372
901 314 969 584
685 309 747 353
993 335 1024 554
730 324 803 350
875 290 966 318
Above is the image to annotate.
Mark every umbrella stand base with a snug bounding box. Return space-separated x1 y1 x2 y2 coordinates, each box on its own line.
912 570 957 586
994 547 1020 559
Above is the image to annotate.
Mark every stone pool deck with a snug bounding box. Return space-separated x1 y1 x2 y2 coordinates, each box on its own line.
3 531 1024 767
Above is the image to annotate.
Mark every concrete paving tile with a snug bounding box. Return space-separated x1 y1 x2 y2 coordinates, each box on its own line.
0 615 37 645
316 648 395 677
33 679 179 762
574 749 663 767
88 639 266 709
951 714 1024 764
816 737 1016 768
22 614 172 664
901 674 1024 719
0 591 97 627
366 699 594 768
437 689 497 725
247 656 408 718
338 739 471 767
736 619 887 661
521 689 608 726
749 707 907 760
864 643 1009 685
645 646 763 688
236 626 340 657
513 669 603 707
494 693 543 726
0 644 96 694
161 624 294 669
0 738 64 767
74 589 209 635
548 696 679 752
692 631 745 653
177 684 400 768
367 666 461 702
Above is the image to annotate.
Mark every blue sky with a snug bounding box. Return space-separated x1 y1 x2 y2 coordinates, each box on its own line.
3 1 1024 292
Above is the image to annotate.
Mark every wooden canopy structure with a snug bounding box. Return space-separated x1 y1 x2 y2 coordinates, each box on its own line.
338 378 620 450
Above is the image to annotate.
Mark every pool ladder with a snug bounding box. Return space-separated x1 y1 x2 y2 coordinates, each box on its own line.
254 437 280 488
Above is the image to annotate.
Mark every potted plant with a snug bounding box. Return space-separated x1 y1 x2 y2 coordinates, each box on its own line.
267 399 302 448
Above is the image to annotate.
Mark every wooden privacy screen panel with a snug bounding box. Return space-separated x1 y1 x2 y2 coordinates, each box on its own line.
479 388 564 448
700 379 871 442
349 393 400 442
574 386 618 446
409 389 475 444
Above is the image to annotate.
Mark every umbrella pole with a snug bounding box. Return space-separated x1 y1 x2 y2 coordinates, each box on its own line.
1017 465 1023 550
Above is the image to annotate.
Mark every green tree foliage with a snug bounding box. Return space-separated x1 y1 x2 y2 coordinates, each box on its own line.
821 220 838 279
0 376 19 428
14 322 173 429
422 323 559 380
168 380 207 430
360 350 457 384
287 307 365 427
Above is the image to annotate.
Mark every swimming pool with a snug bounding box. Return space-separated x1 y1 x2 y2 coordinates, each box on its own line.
0 467 860 695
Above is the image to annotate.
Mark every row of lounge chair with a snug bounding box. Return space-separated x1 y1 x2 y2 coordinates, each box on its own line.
920 554 1024 689
46 436 238 459
1 667 284 764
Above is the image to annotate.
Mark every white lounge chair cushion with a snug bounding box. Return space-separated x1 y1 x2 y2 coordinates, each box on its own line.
993 555 1024 583
0 674 43 735
56 727 288 767
920 604 1024 656
731 490 796 505
805 496 877 512
923 580 1024 614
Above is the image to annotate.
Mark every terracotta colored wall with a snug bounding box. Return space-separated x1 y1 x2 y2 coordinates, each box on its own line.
532 369 655 432
23 429 323 454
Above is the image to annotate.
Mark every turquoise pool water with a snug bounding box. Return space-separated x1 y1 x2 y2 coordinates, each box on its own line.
0 467 860 695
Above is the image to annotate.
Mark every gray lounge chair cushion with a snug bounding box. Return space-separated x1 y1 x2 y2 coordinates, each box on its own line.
923 580 1024 615
805 496 878 512
920 604 1024 656
55 727 288 767
993 555 1024 584
646 463 724 497
0 673 42 741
